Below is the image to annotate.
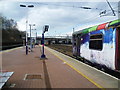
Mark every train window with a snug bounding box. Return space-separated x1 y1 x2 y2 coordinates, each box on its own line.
89 34 103 51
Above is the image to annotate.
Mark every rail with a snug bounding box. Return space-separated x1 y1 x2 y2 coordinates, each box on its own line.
1 44 23 50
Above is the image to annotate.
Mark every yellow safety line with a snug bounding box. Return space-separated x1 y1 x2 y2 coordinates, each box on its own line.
46 47 105 90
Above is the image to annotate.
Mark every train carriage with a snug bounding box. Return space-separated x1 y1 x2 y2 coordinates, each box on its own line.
72 19 120 71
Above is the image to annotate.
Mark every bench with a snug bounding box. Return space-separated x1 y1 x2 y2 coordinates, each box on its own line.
0 71 14 89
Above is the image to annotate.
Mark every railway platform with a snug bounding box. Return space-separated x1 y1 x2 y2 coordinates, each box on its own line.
1 45 120 89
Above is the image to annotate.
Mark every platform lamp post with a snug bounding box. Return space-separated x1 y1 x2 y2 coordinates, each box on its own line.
20 4 34 55
32 30 37 45
40 25 49 59
35 32 37 44
31 29 36 48
29 24 35 50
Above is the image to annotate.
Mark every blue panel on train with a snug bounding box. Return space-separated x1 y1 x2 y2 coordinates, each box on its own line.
89 28 114 44
90 30 102 35
103 28 114 43
81 33 89 44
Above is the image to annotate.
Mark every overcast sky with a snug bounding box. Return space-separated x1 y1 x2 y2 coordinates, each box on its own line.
0 0 119 37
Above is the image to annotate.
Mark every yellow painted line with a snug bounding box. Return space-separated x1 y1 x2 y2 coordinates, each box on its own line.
45 47 105 90
0 47 23 54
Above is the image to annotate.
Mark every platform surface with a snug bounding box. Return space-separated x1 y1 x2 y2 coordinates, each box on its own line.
45 46 119 88
1 45 119 89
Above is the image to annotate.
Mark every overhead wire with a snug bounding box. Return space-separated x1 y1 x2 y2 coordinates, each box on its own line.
100 7 119 17
23 2 119 18
22 2 118 31
25 2 104 11
73 15 101 30
31 2 119 17
34 2 118 30
73 6 118 29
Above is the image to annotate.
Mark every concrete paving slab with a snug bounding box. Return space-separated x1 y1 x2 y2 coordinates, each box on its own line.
45 46 119 88
1 45 117 89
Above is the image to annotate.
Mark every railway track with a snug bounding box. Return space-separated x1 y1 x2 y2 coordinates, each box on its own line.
1 44 23 50
47 44 120 79
46 44 73 57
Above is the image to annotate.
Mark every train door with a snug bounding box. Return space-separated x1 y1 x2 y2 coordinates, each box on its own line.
72 34 81 57
116 27 120 70
76 34 81 56
72 35 77 56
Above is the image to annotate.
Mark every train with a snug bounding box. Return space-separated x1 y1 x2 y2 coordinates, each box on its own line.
72 19 120 71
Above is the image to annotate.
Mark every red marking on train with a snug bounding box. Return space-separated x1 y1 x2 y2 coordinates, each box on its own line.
97 23 108 30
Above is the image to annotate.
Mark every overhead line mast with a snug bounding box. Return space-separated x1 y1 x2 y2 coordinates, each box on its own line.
106 0 116 16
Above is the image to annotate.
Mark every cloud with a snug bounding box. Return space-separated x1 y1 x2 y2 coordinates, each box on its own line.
0 1 119 37
0 1 29 21
1 0 120 2
20 4 99 36
17 18 26 31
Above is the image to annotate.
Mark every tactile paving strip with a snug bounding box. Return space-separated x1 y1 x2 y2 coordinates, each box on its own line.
24 74 42 80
